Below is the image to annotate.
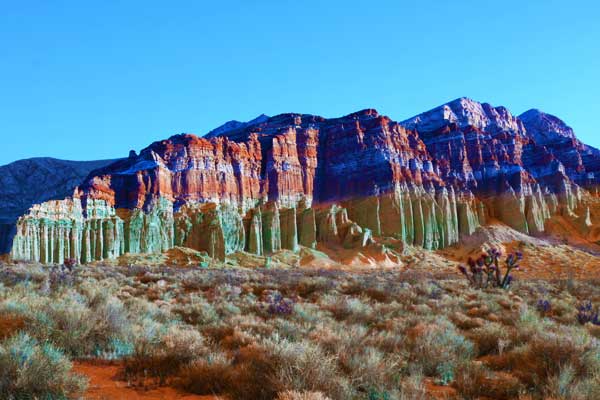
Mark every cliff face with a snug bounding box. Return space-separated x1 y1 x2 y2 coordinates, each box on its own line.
0 157 119 254
519 109 600 189
9 99 600 264
400 98 588 235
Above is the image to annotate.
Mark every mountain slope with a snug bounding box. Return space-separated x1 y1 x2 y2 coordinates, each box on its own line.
519 109 600 188
205 114 270 138
400 97 599 191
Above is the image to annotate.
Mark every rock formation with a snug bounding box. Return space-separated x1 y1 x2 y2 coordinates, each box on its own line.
519 109 600 189
400 97 591 236
7 98 600 264
0 157 119 253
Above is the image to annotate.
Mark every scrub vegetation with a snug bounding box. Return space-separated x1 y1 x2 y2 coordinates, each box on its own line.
1 261 599 399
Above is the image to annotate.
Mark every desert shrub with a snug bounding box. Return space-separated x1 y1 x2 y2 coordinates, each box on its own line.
337 345 400 396
3 263 600 399
96 337 134 360
551 297 576 322
406 317 474 383
124 324 206 384
48 265 79 288
325 296 376 325
506 327 600 390
227 344 280 400
314 322 369 358
510 303 554 345
577 301 600 326
172 294 220 325
0 280 134 358
0 333 87 398
468 322 511 356
293 302 329 324
536 299 552 316
34 290 130 357
543 363 600 400
221 338 353 400
123 294 171 324
180 351 233 395
363 329 405 353
308 324 344 354
450 311 485 330
266 292 295 316
215 299 242 317
397 367 428 400
296 276 334 299
271 318 310 342
63 257 77 270
269 338 352 400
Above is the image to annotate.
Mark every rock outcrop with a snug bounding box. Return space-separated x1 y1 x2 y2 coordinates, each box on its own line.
0 157 119 253
8 99 600 264
400 97 591 236
519 109 600 189
11 198 124 264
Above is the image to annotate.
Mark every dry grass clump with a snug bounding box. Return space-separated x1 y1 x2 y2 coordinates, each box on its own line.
543 364 600 399
276 391 332 400
467 322 511 356
504 327 600 390
406 317 474 383
453 362 523 399
267 337 352 399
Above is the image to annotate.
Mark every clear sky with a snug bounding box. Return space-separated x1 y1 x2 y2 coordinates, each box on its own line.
1 0 599 165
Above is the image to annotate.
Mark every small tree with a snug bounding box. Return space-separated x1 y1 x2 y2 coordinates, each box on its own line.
458 249 523 289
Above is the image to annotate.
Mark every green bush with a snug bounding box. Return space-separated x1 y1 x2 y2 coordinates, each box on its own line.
0 333 87 399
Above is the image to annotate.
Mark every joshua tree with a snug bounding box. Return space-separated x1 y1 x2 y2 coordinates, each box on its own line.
458 249 523 289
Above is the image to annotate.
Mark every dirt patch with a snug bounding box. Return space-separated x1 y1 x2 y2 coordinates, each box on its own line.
73 361 221 400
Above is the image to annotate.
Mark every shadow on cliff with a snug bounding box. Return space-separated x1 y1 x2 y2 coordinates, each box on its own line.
0 220 16 254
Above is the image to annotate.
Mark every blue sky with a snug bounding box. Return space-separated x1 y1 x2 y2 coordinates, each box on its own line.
1 0 599 165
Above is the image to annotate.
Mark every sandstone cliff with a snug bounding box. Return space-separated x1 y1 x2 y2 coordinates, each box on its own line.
8 99 600 264
400 98 589 236
0 157 119 254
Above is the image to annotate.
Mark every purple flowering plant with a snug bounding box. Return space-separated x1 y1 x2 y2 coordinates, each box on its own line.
266 292 295 316
576 301 600 326
536 299 552 315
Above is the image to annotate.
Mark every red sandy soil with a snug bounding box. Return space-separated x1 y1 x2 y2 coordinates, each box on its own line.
423 378 458 399
73 361 221 400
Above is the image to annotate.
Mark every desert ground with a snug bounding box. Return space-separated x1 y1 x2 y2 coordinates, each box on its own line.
1 223 600 400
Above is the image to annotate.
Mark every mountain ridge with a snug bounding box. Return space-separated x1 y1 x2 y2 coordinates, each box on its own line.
6 98 600 264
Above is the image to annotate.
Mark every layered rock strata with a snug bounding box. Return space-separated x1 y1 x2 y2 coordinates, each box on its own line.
0 157 118 253
400 97 590 236
9 99 600 263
